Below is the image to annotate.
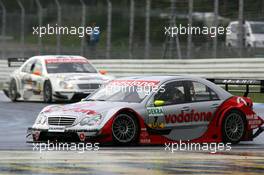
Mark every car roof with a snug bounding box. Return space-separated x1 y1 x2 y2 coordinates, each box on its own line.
117 75 205 82
229 21 264 25
31 55 87 61
116 75 233 100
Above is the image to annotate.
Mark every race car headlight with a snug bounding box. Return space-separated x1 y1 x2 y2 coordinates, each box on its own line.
80 114 103 126
59 81 74 89
35 113 47 125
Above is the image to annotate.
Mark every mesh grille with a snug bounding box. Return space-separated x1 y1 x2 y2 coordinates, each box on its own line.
48 117 75 126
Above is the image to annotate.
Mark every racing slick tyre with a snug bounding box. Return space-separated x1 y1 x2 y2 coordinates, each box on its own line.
9 79 18 102
222 110 246 144
43 81 52 103
112 113 139 145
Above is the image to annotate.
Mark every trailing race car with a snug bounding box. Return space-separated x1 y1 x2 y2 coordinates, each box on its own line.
3 55 114 102
27 75 264 145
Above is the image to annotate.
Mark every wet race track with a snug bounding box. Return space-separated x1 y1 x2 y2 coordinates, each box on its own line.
0 92 263 175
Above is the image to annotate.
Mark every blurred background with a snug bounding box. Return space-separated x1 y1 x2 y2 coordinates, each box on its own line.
0 0 263 59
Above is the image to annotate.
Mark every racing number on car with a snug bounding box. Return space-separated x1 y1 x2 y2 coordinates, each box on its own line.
147 107 165 129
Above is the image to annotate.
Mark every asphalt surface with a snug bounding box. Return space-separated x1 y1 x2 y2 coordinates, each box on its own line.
0 149 264 175
0 91 263 174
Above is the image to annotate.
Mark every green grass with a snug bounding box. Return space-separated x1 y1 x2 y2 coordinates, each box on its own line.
231 92 264 103
218 85 264 103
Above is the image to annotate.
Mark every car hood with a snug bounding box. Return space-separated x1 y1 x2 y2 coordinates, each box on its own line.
47 73 112 81
42 101 140 119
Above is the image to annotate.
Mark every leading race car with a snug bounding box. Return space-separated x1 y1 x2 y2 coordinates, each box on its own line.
27 75 264 145
3 55 114 102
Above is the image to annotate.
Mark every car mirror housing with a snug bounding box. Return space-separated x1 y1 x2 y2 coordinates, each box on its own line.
99 70 107 75
154 100 165 107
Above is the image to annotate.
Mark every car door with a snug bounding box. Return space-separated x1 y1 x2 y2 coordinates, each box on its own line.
146 79 222 141
30 60 44 96
171 80 222 140
146 80 189 132
20 59 35 99
21 59 43 100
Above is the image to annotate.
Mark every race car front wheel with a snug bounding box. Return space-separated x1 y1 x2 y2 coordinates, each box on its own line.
43 81 52 103
9 79 18 102
222 110 246 144
112 113 139 145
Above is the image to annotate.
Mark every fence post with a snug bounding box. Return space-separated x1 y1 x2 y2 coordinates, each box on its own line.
169 0 175 59
145 0 151 59
55 0 61 54
169 0 181 59
80 0 86 56
35 0 43 54
238 0 244 57
213 0 219 58
106 0 112 59
129 0 135 59
17 0 25 58
0 0 6 59
187 0 193 59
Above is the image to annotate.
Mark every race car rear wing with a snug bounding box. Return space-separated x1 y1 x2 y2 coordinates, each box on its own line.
208 78 264 97
7 57 28 67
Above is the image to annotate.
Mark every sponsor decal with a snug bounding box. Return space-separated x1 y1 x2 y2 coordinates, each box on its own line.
219 79 260 85
246 114 258 120
48 126 65 132
45 58 88 64
236 97 247 106
246 114 263 129
148 116 165 129
147 107 164 117
62 108 96 115
105 80 165 95
140 138 151 143
147 107 165 129
108 80 160 87
165 110 213 124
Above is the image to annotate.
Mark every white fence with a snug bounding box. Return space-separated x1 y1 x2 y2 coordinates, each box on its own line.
91 58 264 79
0 58 264 83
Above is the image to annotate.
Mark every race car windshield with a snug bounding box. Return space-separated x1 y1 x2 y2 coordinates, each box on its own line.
46 62 97 73
86 84 151 103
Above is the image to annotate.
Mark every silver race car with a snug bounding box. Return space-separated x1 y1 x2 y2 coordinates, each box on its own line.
3 55 114 102
27 75 264 145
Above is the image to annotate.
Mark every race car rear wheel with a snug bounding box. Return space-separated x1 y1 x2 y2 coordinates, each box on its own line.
222 110 246 144
112 113 139 145
9 79 18 102
43 81 52 103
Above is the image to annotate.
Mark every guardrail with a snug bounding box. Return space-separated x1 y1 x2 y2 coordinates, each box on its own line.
0 58 263 82
91 58 264 79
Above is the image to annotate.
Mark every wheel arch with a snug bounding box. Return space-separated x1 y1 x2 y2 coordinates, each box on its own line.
218 107 247 128
113 108 146 137
10 75 20 91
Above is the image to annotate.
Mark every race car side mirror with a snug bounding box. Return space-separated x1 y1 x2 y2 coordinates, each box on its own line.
99 70 107 75
154 100 165 107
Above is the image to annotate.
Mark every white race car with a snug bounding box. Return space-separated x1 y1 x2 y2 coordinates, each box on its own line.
3 55 114 102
